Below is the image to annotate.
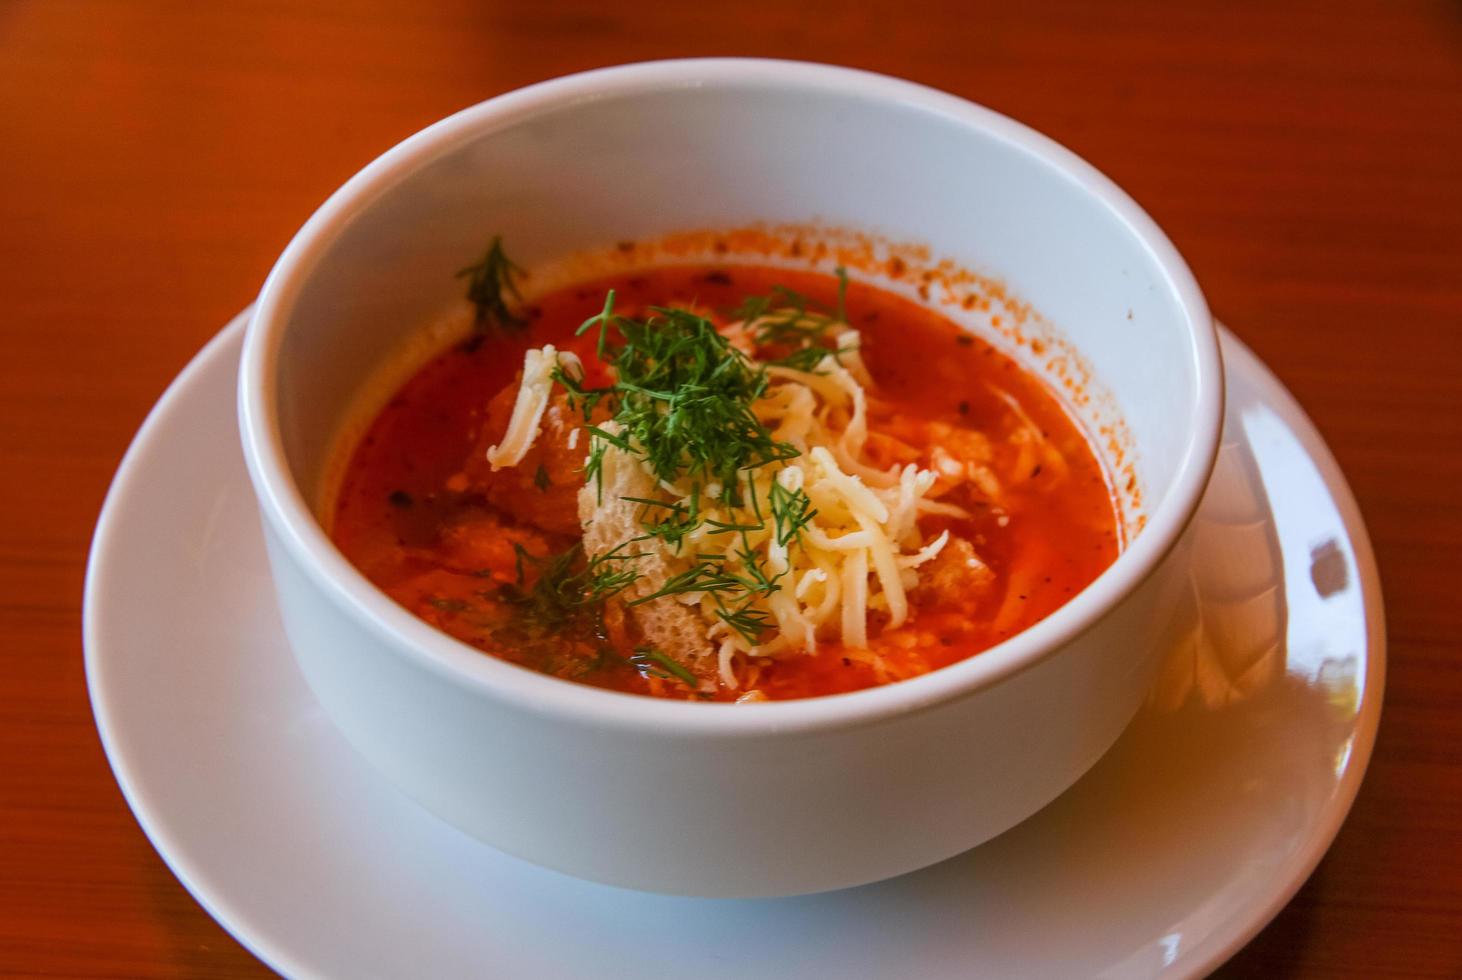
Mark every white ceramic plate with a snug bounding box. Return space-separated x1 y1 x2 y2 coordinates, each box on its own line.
85 309 1384 980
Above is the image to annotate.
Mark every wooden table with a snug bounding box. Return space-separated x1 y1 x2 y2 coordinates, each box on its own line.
3 1 1458 976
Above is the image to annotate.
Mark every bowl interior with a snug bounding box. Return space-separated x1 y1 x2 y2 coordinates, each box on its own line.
269 69 1208 539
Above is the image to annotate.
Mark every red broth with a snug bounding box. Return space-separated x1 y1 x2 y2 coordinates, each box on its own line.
332 266 1120 700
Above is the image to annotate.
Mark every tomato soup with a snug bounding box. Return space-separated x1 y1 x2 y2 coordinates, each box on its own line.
332 264 1119 701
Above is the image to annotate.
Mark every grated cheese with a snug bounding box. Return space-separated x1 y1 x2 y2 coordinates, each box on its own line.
485 345 560 470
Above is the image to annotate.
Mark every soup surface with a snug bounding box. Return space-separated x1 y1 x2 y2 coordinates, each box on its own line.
333 262 1119 701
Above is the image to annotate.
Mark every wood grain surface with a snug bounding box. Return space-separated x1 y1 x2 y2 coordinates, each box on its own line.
2 1 1459 976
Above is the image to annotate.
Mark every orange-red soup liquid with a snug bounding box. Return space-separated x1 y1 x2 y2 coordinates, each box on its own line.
332 266 1120 701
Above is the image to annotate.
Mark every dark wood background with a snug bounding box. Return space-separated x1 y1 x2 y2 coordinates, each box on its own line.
3 1 1459 976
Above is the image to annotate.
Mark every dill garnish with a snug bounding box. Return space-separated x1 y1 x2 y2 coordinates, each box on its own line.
499 542 641 630
473 543 646 683
456 236 525 332
629 647 699 687
716 604 773 646
732 267 851 371
769 479 818 546
558 292 800 503
769 343 847 373
623 488 702 553
622 520 789 647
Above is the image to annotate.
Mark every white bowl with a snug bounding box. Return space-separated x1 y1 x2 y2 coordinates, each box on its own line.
238 59 1221 898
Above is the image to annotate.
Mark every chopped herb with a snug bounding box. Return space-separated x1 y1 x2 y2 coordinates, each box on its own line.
387 489 414 508
625 487 702 553
626 563 749 606
533 464 551 491
427 597 469 613
767 342 853 373
730 268 852 372
629 647 699 687
732 266 848 331
499 542 641 631
768 479 817 546
733 268 848 348
716 602 772 645
566 292 799 502
456 236 525 332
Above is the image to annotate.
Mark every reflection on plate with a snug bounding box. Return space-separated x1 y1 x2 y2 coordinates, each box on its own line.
84 311 1383 980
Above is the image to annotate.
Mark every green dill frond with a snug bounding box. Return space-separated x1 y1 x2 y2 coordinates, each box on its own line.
501 542 642 631
733 266 852 373
625 488 702 553
629 647 699 687
769 478 818 546
456 236 526 332
625 563 745 606
577 302 800 503
715 603 772 645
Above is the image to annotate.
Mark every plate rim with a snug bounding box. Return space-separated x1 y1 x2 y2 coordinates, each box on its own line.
1171 327 1386 978
83 307 319 980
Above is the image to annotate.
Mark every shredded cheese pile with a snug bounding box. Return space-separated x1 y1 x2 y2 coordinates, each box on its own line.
703 328 955 653
487 319 964 688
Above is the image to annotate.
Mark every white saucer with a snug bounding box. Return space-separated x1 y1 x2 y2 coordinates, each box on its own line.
85 310 1384 980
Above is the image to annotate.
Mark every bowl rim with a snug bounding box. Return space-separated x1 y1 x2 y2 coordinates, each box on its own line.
238 57 1222 738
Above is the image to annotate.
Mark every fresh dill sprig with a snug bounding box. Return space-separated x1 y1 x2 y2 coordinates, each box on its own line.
629 647 699 687
456 236 526 332
566 292 800 504
482 543 651 683
500 542 641 630
715 603 773 646
732 267 848 337
731 267 851 371
768 480 817 546
625 562 749 606
623 487 703 553
768 343 851 373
